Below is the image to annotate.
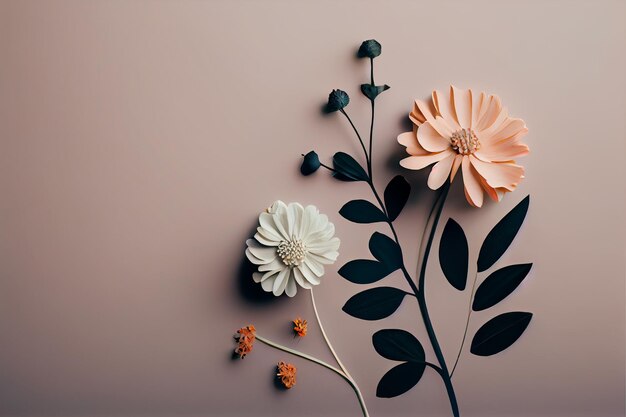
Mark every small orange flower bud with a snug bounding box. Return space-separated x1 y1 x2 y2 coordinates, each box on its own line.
292 318 307 337
276 361 297 389
234 325 256 358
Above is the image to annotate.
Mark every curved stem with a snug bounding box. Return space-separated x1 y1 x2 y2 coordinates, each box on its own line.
256 334 369 417
450 271 479 378
310 288 351 377
310 289 369 417
415 182 459 417
339 109 369 167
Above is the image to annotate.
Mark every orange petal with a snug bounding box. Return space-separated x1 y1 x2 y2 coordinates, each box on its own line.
475 94 503 132
409 100 427 126
469 156 524 191
433 89 461 130
450 154 463 181
417 121 451 152
451 85 472 129
398 131 429 156
462 156 484 207
472 91 486 128
400 150 453 170
416 100 453 137
427 154 455 190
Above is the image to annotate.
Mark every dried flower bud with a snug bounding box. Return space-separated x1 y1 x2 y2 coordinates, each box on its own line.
300 151 320 176
357 39 381 59
327 89 350 112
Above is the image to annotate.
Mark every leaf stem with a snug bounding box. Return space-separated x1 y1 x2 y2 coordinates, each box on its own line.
256 334 369 417
450 271 479 378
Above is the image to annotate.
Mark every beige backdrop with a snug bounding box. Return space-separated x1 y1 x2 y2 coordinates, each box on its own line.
1 1 625 416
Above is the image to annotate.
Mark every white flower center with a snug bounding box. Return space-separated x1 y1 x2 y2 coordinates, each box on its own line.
277 239 307 267
450 129 481 155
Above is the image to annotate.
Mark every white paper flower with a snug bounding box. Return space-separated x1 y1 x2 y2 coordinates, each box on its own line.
245 201 340 297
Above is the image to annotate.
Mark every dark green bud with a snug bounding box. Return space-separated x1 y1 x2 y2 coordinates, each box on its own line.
327 89 350 112
300 151 321 175
357 39 381 59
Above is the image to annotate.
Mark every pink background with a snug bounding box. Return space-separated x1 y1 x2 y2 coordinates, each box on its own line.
1 1 625 416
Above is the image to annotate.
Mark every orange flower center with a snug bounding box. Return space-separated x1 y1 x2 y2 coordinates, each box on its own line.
278 239 307 267
450 129 481 155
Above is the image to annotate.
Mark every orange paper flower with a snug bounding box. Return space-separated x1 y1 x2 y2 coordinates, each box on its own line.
234 325 256 358
292 318 307 337
398 85 529 207
276 361 297 389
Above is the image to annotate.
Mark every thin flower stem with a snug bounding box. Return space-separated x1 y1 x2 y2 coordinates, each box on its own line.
367 58 375 177
310 288 350 376
256 334 369 417
415 182 460 417
339 109 370 167
450 271 479 378
310 289 370 417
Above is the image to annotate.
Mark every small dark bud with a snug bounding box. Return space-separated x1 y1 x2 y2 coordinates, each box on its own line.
326 89 350 112
357 39 381 59
300 151 321 175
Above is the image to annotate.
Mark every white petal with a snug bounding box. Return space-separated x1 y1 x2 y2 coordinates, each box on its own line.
293 268 312 289
285 277 298 297
252 272 263 283
304 257 324 276
299 263 321 286
246 244 277 262
258 259 284 272
254 231 279 246
272 268 289 296
261 276 275 292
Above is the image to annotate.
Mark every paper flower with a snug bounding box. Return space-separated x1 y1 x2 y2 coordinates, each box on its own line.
276 361 297 389
234 325 256 359
398 85 529 207
292 318 308 337
246 201 340 297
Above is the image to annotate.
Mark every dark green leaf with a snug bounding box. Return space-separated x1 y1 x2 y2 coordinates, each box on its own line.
477 196 530 272
357 39 381 58
300 151 320 175
439 218 469 291
376 362 426 398
369 232 402 271
471 311 533 356
338 259 391 284
473 264 533 311
332 152 368 182
360 83 390 101
384 175 410 222
342 287 408 320
373 329 425 362
339 200 387 224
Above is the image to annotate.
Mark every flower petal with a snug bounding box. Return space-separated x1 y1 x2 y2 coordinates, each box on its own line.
472 91 486 128
299 262 321 286
427 154 455 190
451 85 472 129
400 149 453 171
450 154 463 181
293 268 312 289
246 240 277 262
417 121 451 152
433 89 461 130
398 131 430 156
261 275 275 292
409 100 427 126
285 277 298 297
272 268 290 296
475 95 503 132
416 100 453 137
469 156 524 191
462 156 484 207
